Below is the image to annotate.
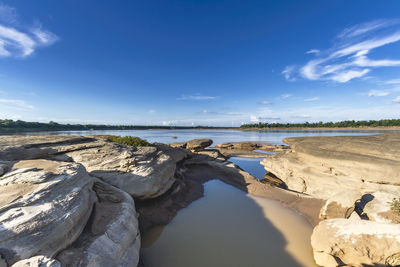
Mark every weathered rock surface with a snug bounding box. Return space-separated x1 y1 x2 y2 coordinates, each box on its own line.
0 159 96 265
215 141 288 158
319 190 362 220
0 135 190 199
57 181 140 267
11 256 61 267
261 133 400 199
68 142 189 199
312 219 400 267
170 138 212 151
361 191 400 223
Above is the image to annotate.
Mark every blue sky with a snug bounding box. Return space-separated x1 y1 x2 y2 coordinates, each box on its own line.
0 0 400 126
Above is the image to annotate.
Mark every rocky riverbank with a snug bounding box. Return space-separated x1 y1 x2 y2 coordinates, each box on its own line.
261 133 400 267
0 135 316 267
1 133 398 267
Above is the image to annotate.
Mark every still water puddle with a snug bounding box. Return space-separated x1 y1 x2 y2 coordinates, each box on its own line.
141 180 317 267
229 157 267 180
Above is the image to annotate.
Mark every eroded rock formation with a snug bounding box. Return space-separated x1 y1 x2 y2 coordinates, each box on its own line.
261 133 400 266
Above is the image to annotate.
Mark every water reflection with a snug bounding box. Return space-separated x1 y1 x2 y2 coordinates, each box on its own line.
141 180 317 267
229 157 266 180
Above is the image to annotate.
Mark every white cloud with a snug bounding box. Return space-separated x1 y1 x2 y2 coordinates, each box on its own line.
250 115 259 123
386 79 400 84
304 97 319 102
294 19 400 83
281 93 292 99
338 19 400 39
148 109 156 113
368 90 390 97
393 96 400 103
282 65 296 81
367 87 400 97
259 100 270 105
306 49 320 54
0 98 34 109
330 69 370 83
0 4 57 58
177 94 218 101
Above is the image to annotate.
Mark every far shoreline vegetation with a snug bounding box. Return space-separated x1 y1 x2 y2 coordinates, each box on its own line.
240 119 400 129
0 118 400 133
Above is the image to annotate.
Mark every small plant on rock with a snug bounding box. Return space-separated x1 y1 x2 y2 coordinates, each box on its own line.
104 135 150 147
390 198 400 214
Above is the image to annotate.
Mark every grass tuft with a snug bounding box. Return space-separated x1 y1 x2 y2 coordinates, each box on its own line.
104 135 150 147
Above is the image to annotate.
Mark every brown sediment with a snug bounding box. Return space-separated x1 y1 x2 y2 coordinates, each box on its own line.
136 154 325 236
378 210 400 224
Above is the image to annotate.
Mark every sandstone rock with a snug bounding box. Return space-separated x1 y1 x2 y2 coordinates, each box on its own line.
11 256 61 267
319 190 362 220
185 139 213 151
260 172 287 189
169 142 187 149
261 134 400 199
196 149 227 161
57 181 140 267
68 143 189 199
311 218 400 267
0 159 96 265
362 191 400 223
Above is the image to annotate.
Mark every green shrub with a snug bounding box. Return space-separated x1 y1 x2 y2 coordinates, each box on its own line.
390 198 400 214
105 135 150 147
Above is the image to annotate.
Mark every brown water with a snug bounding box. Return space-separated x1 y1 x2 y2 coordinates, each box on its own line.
141 180 318 267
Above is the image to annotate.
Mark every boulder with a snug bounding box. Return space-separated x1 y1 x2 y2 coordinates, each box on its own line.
0 159 96 265
11 256 60 267
185 139 213 151
67 143 189 199
57 181 140 267
311 219 400 267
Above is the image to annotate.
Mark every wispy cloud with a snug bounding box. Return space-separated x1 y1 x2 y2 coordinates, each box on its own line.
304 97 319 102
0 4 58 58
386 79 400 84
306 49 320 55
201 109 242 116
291 114 311 119
148 109 156 113
177 94 218 101
285 19 400 83
282 65 296 81
281 93 292 99
259 100 270 105
367 87 400 97
0 98 34 109
393 96 400 103
0 3 17 24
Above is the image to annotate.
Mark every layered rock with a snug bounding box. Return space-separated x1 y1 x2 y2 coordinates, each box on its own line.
312 219 400 267
11 256 61 267
56 181 140 267
215 141 288 158
261 134 400 199
0 135 188 266
67 142 189 199
170 138 212 151
0 135 189 199
0 159 96 265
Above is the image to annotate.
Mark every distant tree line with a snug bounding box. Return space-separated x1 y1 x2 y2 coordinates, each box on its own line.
240 119 400 129
0 119 229 133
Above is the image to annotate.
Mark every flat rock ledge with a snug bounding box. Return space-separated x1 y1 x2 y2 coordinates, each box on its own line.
261 133 400 266
215 141 289 158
